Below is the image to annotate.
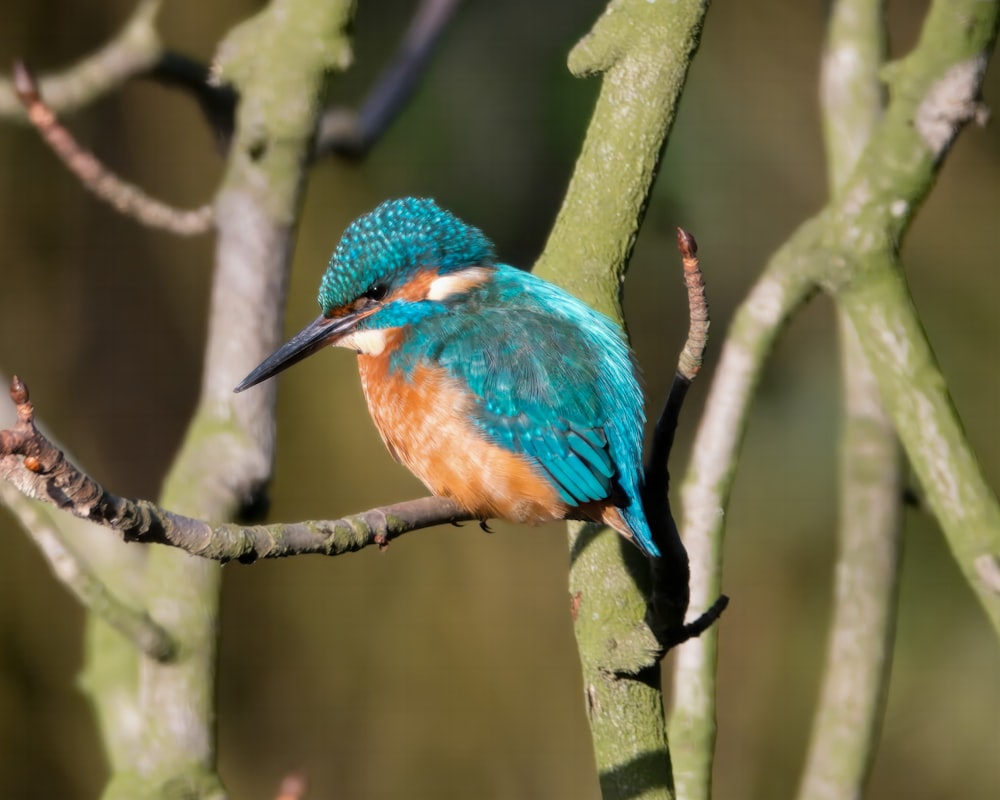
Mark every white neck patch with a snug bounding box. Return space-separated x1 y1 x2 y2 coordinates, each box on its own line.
426 267 493 301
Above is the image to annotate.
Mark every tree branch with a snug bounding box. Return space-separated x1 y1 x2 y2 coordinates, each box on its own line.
93 2 360 795
797 3 904 799
0 478 174 661
139 0 462 161
145 50 238 151
671 231 819 800
12 61 215 236
645 229 724 647
671 2 1000 798
0 0 164 118
0 377 471 560
314 0 462 158
531 2 711 798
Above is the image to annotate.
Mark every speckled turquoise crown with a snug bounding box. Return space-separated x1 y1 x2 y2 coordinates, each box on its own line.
318 198 496 314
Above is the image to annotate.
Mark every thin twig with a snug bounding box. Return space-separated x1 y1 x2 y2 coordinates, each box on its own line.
646 227 708 492
314 0 463 158
644 228 724 648
12 61 214 236
797 3 903 799
676 228 709 381
0 377 473 563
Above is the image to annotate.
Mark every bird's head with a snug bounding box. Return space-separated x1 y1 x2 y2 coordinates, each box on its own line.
235 198 496 392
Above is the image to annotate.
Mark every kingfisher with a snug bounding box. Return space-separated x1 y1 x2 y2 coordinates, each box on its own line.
235 198 659 557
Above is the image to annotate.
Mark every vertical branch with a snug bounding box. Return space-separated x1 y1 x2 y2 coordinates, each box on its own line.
97 1 358 797
670 246 818 800
534 0 709 322
533 2 710 798
673 3 1000 800
830 0 1000 635
798 3 905 799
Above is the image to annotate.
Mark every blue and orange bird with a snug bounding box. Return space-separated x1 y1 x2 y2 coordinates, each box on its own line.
235 198 660 557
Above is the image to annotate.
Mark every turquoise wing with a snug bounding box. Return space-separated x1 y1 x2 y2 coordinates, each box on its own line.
446 310 621 506
406 265 644 509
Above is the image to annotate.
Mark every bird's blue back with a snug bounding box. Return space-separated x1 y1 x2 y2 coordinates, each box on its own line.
387 264 657 556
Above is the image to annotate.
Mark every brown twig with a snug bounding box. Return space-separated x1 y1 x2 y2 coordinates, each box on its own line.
642 228 724 651
0 377 473 562
676 228 709 381
12 60 214 236
646 228 708 494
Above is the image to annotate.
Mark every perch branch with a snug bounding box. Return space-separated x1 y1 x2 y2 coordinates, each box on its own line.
0 376 472 561
0 0 164 118
12 61 214 236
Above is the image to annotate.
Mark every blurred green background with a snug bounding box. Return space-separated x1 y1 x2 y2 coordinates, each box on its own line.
1 1 998 798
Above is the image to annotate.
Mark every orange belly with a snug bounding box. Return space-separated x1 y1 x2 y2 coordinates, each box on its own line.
357 353 570 525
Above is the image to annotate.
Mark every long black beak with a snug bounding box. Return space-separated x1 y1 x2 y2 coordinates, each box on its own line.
234 311 362 393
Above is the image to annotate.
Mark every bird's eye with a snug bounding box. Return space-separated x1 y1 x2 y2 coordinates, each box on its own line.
364 283 388 302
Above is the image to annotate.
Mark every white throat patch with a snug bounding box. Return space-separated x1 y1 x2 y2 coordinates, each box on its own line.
336 328 391 356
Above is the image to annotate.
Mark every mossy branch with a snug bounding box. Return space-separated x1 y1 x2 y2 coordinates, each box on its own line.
0 0 164 118
672 1 1000 798
798 2 904 798
533 2 711 799
112 2 358 797
0 376 470 560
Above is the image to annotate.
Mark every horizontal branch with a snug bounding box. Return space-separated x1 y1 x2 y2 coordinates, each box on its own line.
0 377 473 562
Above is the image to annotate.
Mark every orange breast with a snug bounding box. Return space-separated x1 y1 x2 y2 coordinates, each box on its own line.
357 350 570 525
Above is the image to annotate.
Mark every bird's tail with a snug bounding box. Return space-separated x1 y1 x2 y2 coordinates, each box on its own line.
600 503 660 558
